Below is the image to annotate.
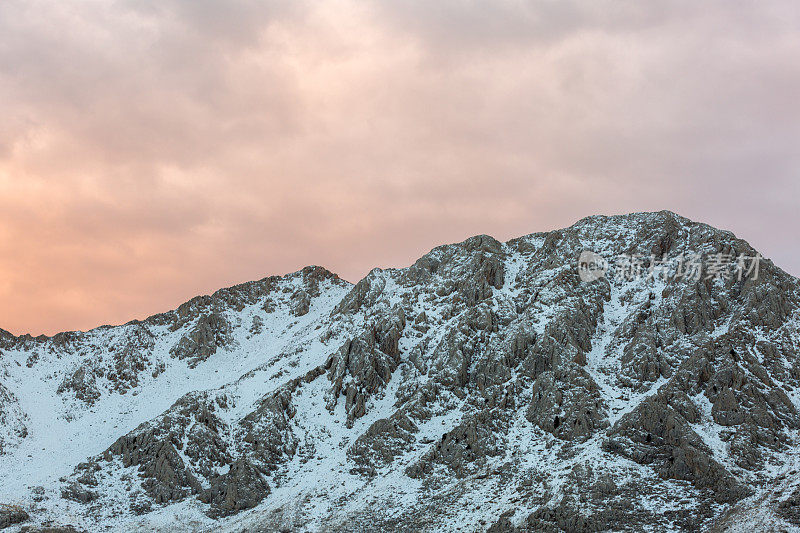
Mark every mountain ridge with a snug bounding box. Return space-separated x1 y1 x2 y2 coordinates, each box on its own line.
1 210 800 532
4 209 790 341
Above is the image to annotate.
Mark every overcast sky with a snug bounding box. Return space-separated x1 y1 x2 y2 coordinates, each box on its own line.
1 0 799 335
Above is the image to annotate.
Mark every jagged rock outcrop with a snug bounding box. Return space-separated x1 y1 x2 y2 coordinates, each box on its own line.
348 411 418 475
0 504 29 529
237 388 298 471
107 325 156 393
526 368 608 441
200 458 271 517
290 290 311 317
603 393 749 503
170 312 232 368
326 306 406 426
407 409 506 479
0 383 27 453
56 366 101 404
103 398 213 504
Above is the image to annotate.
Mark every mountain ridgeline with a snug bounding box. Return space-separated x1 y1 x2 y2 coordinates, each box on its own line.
1 211 800 532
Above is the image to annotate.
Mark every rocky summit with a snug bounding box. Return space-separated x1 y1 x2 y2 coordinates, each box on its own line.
1 211 800 532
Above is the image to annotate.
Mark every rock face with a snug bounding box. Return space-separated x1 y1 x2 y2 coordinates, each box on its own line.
1 211 800 532
603 393 749 503
0 383 27 453
170 312 232 368
0 504 29 529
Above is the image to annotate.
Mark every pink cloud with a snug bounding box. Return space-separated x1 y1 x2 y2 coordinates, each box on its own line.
1 0 799 335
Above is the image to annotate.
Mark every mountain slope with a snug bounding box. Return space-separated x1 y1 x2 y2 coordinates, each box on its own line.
1 211 800 532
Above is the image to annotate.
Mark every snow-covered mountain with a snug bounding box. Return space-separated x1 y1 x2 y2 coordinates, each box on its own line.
2 211 800 532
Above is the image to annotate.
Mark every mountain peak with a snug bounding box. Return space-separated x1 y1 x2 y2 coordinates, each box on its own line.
1 213 799 531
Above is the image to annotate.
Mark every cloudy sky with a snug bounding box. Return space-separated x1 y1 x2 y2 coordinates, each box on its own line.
1 0 799 335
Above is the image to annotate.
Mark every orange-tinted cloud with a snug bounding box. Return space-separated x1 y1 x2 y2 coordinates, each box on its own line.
1 0 799 335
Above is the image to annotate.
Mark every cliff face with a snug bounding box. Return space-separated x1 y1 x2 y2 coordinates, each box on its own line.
1 211 800 532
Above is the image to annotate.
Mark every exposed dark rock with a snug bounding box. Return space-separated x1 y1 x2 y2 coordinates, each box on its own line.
526 368 608 441
237 388 298 471
290 290 311 317
348 411 418 475
61 482 98 503
100 395 225 503
56 366 101 404
106 325 155 393
0 504 28 529
326 306 406 425
200 458 271 517
170 312 232 368
407 409 506 479
777 485 800 526
603 394 749 503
